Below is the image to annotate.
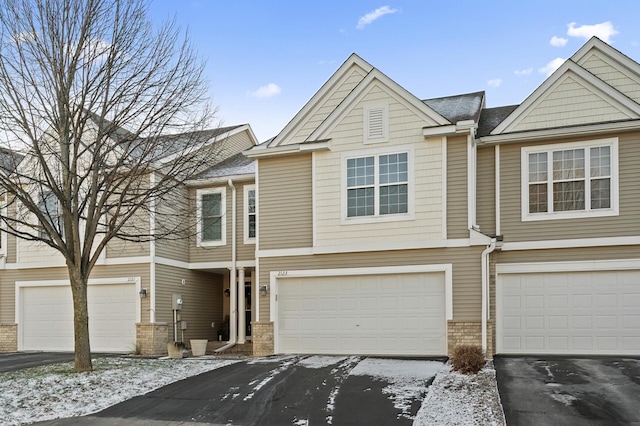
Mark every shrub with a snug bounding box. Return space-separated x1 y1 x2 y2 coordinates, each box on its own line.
450 345 485 374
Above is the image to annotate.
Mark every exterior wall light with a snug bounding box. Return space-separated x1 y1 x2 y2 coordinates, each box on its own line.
224 288 231 297
139 288 148 298
259 285 269 297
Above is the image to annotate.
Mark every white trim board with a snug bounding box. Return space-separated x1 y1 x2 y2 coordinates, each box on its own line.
496 258 640 274
500 236 640 251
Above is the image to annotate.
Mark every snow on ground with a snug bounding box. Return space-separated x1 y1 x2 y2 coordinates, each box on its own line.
0 356 239 426
298 355 347 369
350 358 445 420
414 361 506 426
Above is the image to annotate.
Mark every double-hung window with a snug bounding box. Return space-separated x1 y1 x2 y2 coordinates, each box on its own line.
244 185 256 243
346 152 409 218
522 138 618 220
197 188 225 246
38 190 63 239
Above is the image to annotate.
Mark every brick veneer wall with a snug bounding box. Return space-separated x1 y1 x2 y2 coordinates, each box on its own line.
447 321 496 358
0 324 17 352
251 321 274 357
136 323 169 355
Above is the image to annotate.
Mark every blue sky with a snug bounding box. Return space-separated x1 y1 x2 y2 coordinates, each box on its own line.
148 1 640 142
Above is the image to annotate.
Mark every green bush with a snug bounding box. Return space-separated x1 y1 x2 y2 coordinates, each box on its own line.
450 345 485 374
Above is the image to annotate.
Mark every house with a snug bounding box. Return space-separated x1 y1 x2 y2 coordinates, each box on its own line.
245 37 640 358
0 123 258 355
1 36 638 358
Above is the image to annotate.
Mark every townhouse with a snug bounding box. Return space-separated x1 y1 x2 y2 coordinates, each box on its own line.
0 36 638 357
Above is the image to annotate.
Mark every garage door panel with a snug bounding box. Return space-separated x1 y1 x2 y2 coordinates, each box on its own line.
498 269 640 355
21 283 136 352
277 272 446 356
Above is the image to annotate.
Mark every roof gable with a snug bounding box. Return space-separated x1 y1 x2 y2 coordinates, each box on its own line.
491 57 640 135
269 54 372 147
307 68 450 141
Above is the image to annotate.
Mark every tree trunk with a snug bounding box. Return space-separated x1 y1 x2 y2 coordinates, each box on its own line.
70 268 92 372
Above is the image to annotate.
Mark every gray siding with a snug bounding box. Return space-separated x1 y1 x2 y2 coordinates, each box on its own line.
154 264 222 342
447 136 469 238
476 145 496 235
258 154 313 250
499 132 640 242
258 246 484 323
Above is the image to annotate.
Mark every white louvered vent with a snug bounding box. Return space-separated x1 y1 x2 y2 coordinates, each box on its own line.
364 103 388 144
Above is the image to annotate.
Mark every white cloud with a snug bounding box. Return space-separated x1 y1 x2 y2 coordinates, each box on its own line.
539 57 566 76
487 79 502 88
567 21 618 43
514 68 533 76
356 6 398 30
248 83 281 98
550 36 568 47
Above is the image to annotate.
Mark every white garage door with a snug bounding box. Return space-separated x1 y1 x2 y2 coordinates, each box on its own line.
277 272 446 356
21 283 137 352
497 270 640 355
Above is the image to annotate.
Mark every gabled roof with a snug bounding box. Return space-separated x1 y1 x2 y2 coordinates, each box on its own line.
268 54 374 148
423 91 485 124
306 68 451 142
477 105 519 137
190 152 255 181
0 146 24 174
489 37 640 137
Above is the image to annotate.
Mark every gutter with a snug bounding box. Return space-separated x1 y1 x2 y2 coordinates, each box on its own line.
216 179 238 352
481 238 497 355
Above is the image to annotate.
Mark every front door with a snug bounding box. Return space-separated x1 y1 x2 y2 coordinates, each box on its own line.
245 281 252 339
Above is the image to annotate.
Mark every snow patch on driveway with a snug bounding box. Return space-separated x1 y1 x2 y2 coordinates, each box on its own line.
299 355 347 369
350 358 445 420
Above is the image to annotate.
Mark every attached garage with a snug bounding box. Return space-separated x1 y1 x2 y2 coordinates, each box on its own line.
274 266 451 356
497 267 640 355
19 279 139 352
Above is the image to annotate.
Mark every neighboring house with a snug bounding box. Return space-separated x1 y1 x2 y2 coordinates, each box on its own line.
0 123 258 355
1 37 638 358
245 37 640 358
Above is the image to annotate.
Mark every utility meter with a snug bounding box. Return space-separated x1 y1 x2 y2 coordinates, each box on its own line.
172 293 183 310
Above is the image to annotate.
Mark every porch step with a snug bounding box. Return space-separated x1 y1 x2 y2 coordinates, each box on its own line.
207 341 253 355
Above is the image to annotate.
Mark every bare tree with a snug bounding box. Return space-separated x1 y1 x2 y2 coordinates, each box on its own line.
0 0 219 371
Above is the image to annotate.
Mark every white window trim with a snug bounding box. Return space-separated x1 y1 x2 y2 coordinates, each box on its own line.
521 137 619 222
243 184 256 245
340 146 415 225
363 102 389 144
196 187 226 247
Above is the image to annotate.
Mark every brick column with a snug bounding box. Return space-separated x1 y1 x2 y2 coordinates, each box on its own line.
136 323 169 355
251 321 274 357
0 324 17 352
447 321 482 356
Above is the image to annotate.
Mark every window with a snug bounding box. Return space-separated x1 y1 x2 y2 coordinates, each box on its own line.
363 103 389 144
346 152 409 218
38 190 63 239
244 185 256 244
522 138 618 221
197 188 226 246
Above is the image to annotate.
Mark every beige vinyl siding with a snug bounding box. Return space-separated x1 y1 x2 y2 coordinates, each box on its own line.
258 246 484 323
497 245 640 264
314 85 444 247
258 154 313 250
189 186 231 263
499 132 640 242
155 186 190 262
0 263 150 324
288 67 367 145
6 233 17 263
447 136 469 238
579 52 640 103
154 264 222 342
106 237 150 258
511 74 631 133
476 145 496 235
218 129 255 160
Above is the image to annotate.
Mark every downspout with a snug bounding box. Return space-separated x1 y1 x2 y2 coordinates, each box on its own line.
481 238 497 355
216 179 238 352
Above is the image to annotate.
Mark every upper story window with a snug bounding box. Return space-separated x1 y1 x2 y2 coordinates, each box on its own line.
244 185 256 244
196 188 226 247
38 190 63 239
522 138 618 221
363 103 389 144
346 151 409 219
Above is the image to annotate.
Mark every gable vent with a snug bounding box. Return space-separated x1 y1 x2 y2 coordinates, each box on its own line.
364 103 388 143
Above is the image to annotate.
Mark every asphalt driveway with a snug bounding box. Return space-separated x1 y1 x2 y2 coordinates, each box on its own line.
38 355 444 425
494 356 640 425
0 352 74 372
